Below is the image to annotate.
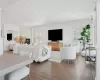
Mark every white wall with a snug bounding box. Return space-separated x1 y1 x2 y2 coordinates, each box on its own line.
4 24 19 51
19 27 32 42
19 27 32 38
0 9 3 55
33 19 93 44
96 0 100 80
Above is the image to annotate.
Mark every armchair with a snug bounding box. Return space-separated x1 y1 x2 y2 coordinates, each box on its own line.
60 46 77 61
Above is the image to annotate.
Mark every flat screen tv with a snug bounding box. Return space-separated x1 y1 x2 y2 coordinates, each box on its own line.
7 33 12 41
48 29 63 41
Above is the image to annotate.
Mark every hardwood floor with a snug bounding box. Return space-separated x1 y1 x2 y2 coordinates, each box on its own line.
24 55 95 80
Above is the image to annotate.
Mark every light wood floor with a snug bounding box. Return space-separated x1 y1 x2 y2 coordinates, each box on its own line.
5 51 95 80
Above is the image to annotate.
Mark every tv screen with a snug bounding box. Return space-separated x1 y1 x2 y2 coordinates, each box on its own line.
7 33 12 41
48 29 63 41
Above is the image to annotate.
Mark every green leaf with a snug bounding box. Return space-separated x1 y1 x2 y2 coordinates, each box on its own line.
86 24 90 29
78 37 83 40
81 32 85 36
83 28 86 31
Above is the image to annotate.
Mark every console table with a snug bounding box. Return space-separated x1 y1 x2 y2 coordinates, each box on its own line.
48 42 63 51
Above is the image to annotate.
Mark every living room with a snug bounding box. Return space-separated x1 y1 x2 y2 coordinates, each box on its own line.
0 0 100 80
4 18 93 62
3 20 96 80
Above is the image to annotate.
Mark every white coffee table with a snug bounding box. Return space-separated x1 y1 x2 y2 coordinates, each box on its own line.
0 54 33 80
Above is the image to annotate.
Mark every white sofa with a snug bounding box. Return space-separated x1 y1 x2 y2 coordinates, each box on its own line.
13 44 51 62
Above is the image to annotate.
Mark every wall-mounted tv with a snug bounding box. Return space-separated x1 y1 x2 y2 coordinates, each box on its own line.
7 33 12 41
48 29 63 41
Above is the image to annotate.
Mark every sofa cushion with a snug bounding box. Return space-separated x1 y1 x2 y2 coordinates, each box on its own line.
19 51 32 58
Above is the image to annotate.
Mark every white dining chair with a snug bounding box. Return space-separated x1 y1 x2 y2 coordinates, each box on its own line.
60 46 77 63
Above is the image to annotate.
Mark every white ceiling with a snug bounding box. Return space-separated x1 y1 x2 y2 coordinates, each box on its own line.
2 0 95 26
0 0 19 9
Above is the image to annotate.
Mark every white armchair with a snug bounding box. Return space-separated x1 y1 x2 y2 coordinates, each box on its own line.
60 46 77 61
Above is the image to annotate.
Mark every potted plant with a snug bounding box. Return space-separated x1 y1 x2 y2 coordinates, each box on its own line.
78 24 91 51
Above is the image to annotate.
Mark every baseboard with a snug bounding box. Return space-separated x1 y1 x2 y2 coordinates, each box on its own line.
49 59 61 63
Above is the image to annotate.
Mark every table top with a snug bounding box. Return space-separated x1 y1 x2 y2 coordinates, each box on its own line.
0 54 33 76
